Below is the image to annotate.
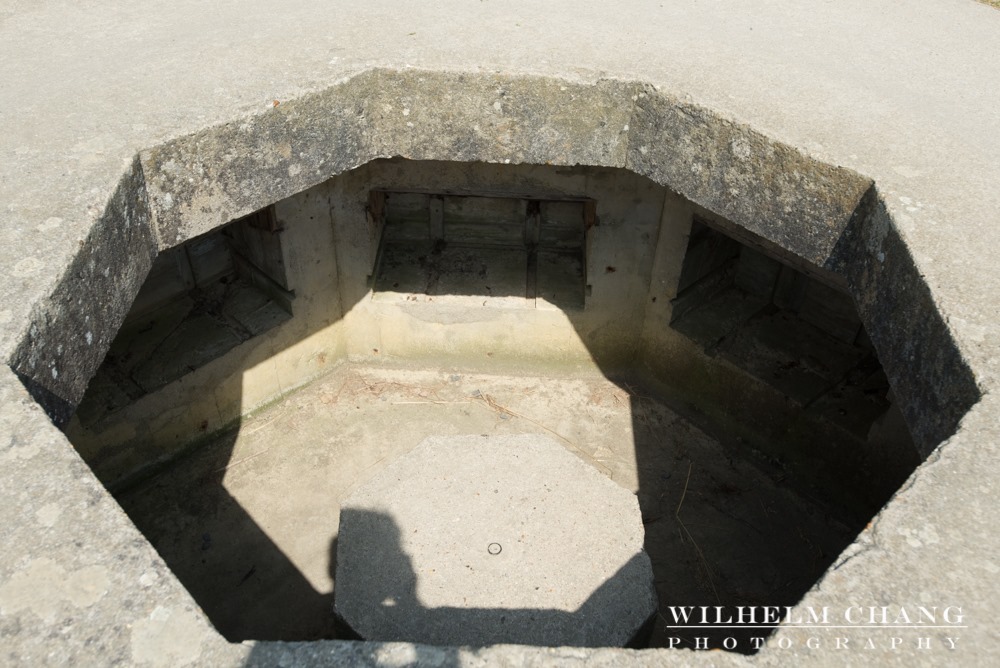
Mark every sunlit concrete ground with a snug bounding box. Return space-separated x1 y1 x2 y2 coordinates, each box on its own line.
118 361 856 650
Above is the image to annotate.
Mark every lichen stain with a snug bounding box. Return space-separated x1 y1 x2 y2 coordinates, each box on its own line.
130 605 205 667
0 557 109 622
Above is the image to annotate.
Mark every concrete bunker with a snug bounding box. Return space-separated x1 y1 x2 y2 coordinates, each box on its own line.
11 71 980 654
64 157 917 649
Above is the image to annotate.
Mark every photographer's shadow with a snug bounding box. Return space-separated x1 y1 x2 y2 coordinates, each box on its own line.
330 508 656 649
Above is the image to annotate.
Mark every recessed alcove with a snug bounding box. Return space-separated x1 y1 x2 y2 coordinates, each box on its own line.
371 190 591 310
60 157 920 651
665 216 918 517
74 206 293 429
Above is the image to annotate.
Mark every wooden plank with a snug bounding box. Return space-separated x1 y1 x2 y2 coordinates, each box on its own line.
373 191 589 309
773 264 807 312
385 192 429 226
382 219 431 242
539 201 584 250
429 195 444 240
174 247 196 290
126 247 190 319
225 214 289 289
692 207 849 292
372 187 592 203
367 190 387 269
583 200 597 231
245 206 282 233
524 200 541 248
368 190 386 224
443 193 524 246
184 230 233 286
669 263 736 324
797 279 862 344
230 250 296 314
676 220 741 293
734 247 781 298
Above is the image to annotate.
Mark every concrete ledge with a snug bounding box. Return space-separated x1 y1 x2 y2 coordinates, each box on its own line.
335 434 657 647
0 367 236 666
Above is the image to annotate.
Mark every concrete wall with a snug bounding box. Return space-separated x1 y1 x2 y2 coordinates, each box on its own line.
66 157 916 517
65 160 680 487
66 184 348 488
330 160 672 375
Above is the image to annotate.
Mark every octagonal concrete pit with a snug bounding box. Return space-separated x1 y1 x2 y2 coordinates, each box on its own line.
335 434 656 647
3 67 984 662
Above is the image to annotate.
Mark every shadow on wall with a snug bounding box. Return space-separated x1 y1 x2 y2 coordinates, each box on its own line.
71 159 978 655
106 250 892 653
115 428 336 641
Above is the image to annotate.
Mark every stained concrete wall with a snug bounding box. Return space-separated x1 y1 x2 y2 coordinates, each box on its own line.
66 185 348 488
329 160 675 374
65 160 687 488
638 198 917 519
67 156 917 518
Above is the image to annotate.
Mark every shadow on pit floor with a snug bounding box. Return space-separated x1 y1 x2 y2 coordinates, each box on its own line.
113 364 863 655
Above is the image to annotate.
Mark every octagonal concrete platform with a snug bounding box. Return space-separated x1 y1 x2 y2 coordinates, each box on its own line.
334 434 657 648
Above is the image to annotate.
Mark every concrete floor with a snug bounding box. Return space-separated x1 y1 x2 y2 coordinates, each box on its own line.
118 361 856 650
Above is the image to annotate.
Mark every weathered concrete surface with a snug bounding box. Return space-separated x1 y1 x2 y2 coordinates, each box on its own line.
0 367 240 667
63 160 677 489
11 158 156 425
1 0 998 665
141 74 638 250
759 398 1000 666
335 434 657 647
242 641 752 667
115 363 861 648
63 177 348 490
